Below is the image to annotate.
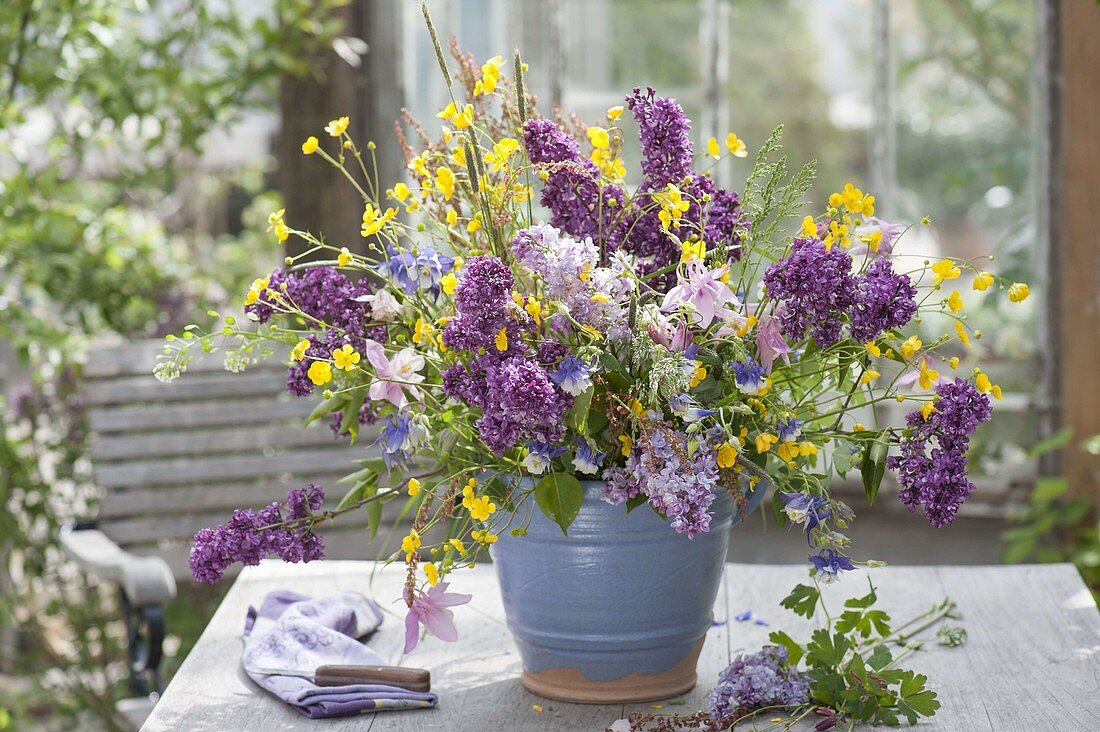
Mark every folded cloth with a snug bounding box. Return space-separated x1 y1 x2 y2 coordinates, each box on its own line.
241 589 437 718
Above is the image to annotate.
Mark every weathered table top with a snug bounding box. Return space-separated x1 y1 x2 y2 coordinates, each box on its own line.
142 561 1100 731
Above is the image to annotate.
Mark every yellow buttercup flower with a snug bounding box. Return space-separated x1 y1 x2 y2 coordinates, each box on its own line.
448 538 466 555
485 138 520 173
435 166 456 200
361 203 397 237
337 247 352 266
391 182 411 202
332 344 361 372
777 441 800 462
630 399 646 419
1008 282 1030 303
755 433 778 454
947 290 963 314
467 215 482 233
607 105 624 120
307 361 332 386
859 230 884 253
412 317 434 345
799 443 818 457
325 116 350 137
441 272 458 295
478 55 503 95
865 341 882 358
716 442 737 468
618 434 633 457
301 136 319 154
267 209 289 243
407 478 421 496
523 296 547 325
726 132 748 157
900 335 923 360
955 321 971 347
801 216 818 238
860 369 881 386
931 258 961 285
495 327 509 352
973 271 995 291
424 563 439 586
852 423 866 432
445 208 458 227
918 359 939 390
407 151 430 178
973 369 1000 399
689 361 707 388
290 339 310 362
468 495 497 522
401 529 421 561
949 356 960 369
706 136 720 159
681 239 706 263
471 529 498 544
244 276 270 306
920 402 936 420
736 315 758 338
587 126 610 150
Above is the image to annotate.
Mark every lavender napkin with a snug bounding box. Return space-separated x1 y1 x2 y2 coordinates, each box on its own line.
241 589 437 718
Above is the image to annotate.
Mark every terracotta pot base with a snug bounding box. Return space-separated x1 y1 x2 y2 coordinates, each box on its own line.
519 637 704 705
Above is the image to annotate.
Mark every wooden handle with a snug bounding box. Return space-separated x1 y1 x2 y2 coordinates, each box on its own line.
314 665 431 692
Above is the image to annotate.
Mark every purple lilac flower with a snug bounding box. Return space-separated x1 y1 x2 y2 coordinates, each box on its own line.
627 86 694 188
618 428 720 538
762 238 857 348
551 356 592 396
733 358 767 395
478 357 572 455
887 378 992 527
848 258 918 343
523 441 567 475
522 119 625 244
600 452 644 505
443 255 515 353
188 486 326 583
707 645 810 725
809 549 856 583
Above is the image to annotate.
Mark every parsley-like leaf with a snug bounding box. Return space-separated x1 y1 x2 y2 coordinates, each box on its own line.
780 583 820 619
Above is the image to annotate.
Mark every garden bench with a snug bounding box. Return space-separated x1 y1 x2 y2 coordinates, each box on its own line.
58 339 381 726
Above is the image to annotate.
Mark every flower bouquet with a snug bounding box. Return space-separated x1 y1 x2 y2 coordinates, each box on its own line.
158 4 1028 712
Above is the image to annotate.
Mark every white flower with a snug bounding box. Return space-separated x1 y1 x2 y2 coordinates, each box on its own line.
361 288 402 322
523 452 551 474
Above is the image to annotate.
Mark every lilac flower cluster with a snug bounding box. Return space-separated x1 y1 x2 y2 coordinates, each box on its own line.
443 255 517 352
762 238 857 348
601 428 719 538
511 224 634 337
707 645 810 725
189 484 325 584
627 86 694 187
887 378 993 527
522 119 624 244
849 258 918 343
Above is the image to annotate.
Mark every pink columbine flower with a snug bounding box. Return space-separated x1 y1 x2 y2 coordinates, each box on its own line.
647 317 693 352
898 354 938 390
362 340 425 409
756 314 793 373
852 217 906 258
661 261 738 327
403 582 473 654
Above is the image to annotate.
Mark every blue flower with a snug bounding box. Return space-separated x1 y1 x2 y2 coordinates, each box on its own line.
550 355 592 396
780 491 831 535
776 416 803 443
733 358 767 395
809 549 855 583
572 437 606 475
669 393 717 422
523 441 567 475
377 246 453 294
378 411 429 469
414 246 455 291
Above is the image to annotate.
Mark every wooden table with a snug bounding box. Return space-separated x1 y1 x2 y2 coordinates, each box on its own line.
142 561 1100 731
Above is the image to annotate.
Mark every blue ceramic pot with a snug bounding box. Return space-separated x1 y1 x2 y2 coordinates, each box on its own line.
491 480 766 704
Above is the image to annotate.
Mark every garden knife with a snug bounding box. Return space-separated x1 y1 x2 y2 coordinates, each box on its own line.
249 664 431 692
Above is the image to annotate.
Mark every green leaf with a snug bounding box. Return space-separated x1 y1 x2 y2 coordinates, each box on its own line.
365 498 383 540
861 434 888 505
768 630 804 666
780 583 820 619
1027 427 1073 459
534 473 584 535
806 628 852 669
867 644 893 671
625 494 648 513
306 393 346 425
896 671 940 723
335 482 367 511
565 387 594 433
844 579 879 609
599 351 623 373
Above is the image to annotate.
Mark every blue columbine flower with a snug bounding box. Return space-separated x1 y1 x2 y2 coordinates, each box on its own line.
809 549 855 583
414 246 455 291
550 355 592 396
378 411 429 469
733 358 767 395
572 438 606 475
523 441 567 475
780 491 831 535
776 416 803 443
378 246 454 294
669 393 717 423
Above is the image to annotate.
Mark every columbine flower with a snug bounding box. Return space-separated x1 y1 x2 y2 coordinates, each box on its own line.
852 217 905 256
669 393 717 423
403 582 473 654
551 356 592 396
661 260 737 327
755 314 792 373
573 438 606 475
361 341 425 409
523 441 567 475
378 411 430 469
776 416 803 443
733 358 767 395
809 549 855 583
358 287 402 322
780 492 830 534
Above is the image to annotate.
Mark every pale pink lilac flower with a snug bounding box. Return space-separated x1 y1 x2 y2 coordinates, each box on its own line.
403 582 473 654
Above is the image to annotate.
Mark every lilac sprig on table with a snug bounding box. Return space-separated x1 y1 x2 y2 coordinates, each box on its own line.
609 582 963 731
